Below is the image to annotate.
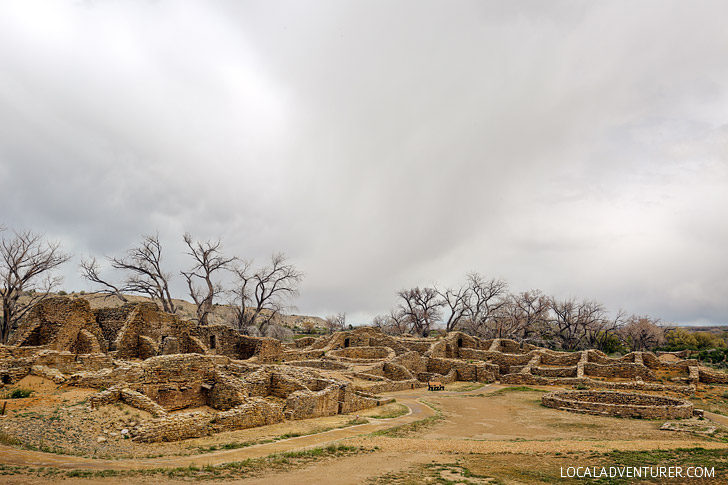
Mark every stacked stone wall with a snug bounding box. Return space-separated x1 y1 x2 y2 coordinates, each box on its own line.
284 384 340 420
531 365 578 378
698 367 728 384
542 390 693 419
583 362 656 380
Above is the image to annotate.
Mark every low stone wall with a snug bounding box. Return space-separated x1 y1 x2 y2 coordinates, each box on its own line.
542 390 693 419
698 367 728 384
132 399 284 442
540 352 583 367
133 411 212 442
417 369 457 385
326 347 396 362
281 350 326 361
284 384 340 420
390 351 427 375
500 374 695 395
89 386 168 417
426 357 497 382
211 399 284 432
531 365 578 378
356 378 422 394
286 360 350 371
30 364 66 384
583 362 657 381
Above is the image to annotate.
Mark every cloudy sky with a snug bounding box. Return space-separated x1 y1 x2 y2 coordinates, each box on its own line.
1 1 727 326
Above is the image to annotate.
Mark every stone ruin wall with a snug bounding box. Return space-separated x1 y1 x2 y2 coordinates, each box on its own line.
542 390 694 419
4 298 728 443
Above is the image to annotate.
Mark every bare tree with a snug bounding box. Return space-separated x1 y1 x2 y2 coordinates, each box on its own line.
397 286 444 336
181 233 236 325
459 274 508 337
324 312 346 333
437 285 471 332
230 253 303 333
372 308 410 335
108 233 177 313
548 297 608 350
510 290 551 341
79 256 129 303
619 315 664 351
585 309 625 352
1 228 71 343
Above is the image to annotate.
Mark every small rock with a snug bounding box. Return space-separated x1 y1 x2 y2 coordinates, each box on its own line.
129 421 137 427
109 432 118 437
121 429 129 435
97 436 106 443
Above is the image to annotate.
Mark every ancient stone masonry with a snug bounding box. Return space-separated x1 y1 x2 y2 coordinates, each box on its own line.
2 297 728 442
541 390 694 419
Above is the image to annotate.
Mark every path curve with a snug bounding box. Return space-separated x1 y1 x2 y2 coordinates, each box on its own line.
0 384 496 470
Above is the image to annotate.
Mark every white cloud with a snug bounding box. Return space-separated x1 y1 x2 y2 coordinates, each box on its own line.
1 1 727 325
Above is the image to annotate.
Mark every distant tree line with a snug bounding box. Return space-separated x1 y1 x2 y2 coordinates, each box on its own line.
2 224 727 352
371 272 728 354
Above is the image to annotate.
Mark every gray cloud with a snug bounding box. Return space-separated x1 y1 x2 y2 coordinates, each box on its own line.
1 1 727 325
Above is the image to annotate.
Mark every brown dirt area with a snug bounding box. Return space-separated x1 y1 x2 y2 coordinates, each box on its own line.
2 384 728 483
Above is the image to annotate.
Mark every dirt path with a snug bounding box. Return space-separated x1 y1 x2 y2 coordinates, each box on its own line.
0 385 490 470
705 411 728 427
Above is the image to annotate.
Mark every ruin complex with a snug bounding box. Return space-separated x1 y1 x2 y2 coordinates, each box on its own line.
1 296 726 442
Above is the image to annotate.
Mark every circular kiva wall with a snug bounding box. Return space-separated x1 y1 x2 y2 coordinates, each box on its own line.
541 390 693 419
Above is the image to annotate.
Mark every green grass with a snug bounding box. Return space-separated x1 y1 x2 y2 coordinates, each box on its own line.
370 400 442 438
3 389 33 399
0 445 368 480
367 403 409 419
195 417 369 454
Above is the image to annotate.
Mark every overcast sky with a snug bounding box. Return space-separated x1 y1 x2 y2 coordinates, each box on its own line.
1 1 727 326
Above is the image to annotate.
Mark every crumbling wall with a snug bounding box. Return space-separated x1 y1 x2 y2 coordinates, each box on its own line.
207 371 250 410
211 399 284 432
10 297 107 353
284 384 340 420
426 357 497 382
328 346 395 361
89 386 168 417
132 399 285 443
698 367 728 384
137 354 217 410
542 390 693 419
94 305 137 350
133 411 213 442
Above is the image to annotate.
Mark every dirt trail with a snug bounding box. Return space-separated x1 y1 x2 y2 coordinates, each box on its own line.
0 385 492 470
705 411 728 427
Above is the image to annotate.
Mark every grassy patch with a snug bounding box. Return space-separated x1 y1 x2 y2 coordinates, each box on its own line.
0 431 22 447
2 389 33 399
370 460 501 484
0 445 368 480
370 400 442 438
367 403 409 419
446 382 486 393
196 417 369 454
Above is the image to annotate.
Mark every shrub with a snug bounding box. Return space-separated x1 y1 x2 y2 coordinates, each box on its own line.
9 389 32 399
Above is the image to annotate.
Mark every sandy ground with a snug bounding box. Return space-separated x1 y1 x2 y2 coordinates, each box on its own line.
2 383 728 483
